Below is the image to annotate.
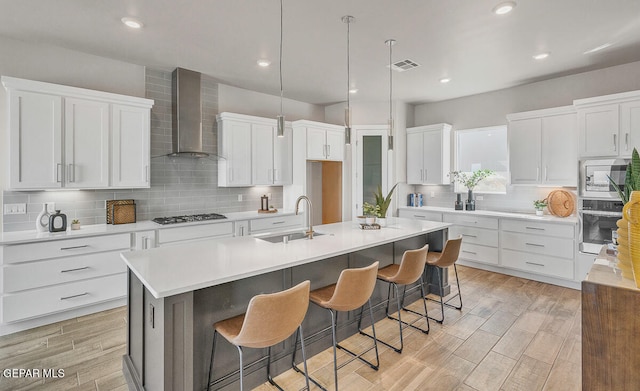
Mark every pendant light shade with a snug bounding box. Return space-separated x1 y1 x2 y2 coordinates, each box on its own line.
342 15 355 145
277 0 285 137
386 39 396 151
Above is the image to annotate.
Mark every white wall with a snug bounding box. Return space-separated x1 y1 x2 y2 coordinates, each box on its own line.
414 60 640 128
218 83 324 121
0 35 146 228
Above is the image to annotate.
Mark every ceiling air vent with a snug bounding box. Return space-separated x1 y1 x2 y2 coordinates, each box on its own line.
388 59 420 72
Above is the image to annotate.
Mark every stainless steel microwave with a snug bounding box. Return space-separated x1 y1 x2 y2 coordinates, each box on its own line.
580 159 630 199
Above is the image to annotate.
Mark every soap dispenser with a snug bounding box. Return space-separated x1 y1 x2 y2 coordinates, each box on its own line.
49 210 67 232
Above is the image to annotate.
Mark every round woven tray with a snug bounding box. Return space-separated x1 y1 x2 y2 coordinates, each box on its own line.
546 190 575 217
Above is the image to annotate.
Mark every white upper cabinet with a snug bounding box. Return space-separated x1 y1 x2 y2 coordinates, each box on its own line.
217 112 293 187
575 90 640 158
507 106 577 186
7 90 62 189
64 98 109 188
305 124 344 161
406 123 451 185
2 76 153 190
111 104 150 188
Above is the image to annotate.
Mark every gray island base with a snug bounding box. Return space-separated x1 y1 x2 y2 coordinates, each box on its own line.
121 218 450 390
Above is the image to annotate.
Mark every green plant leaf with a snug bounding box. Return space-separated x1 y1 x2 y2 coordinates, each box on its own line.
373 183 398 217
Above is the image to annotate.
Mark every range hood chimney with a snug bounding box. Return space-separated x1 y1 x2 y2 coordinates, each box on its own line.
170 68 208 157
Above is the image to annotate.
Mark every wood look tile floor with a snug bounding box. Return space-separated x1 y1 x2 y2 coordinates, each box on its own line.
0 266 581 391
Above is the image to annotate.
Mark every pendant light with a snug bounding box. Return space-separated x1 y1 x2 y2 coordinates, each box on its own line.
276 0 285 137
386 39 396 151
342 15 355 145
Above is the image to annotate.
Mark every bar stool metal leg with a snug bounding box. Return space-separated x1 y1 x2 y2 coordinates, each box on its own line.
207 330 218 391
427 265 463 323
237 346 244 391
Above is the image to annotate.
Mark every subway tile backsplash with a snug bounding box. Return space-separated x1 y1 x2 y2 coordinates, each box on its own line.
2 68 282 232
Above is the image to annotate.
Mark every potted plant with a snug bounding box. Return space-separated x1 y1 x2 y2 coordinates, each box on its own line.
71 219 81 230
362 202 379 225
533 199 547 216
449 169 494 211
373 183 398 226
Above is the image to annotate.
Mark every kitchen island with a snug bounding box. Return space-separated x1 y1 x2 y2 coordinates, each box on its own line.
121 217 450 391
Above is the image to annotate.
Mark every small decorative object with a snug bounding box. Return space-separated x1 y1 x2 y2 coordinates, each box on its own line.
71 219 81 230
107 199 134 224
48 210 67 232
112 203 136 224
546 190 575 217
363 202 381 219
455 193 464 210
417 193 424 207
260 195 269 211
625 190 640 288
408 193 416 207
356 215 366 224
373 183 398 219
365 216 377 225
533 199 548 216
360 223 381 230
36 203 50 232
449 169 494 212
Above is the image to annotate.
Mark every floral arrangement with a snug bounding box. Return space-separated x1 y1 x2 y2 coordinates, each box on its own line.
362 202 380 217
533 199 547 210
449 169 494 190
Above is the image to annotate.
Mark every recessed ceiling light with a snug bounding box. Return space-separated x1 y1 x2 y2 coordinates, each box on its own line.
121 17 144 29
257 59 271 67
493 1 516 15
440 78 451 84
349 88 358 94
584 43 612 55
533 52 550 60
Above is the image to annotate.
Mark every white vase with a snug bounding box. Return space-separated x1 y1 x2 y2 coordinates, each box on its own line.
535 209 544 216
36 203 50 232
378 218 387 227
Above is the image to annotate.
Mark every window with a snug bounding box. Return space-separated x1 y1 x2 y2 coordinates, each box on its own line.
454 125 508 194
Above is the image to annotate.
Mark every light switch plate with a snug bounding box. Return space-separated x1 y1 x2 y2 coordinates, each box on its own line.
237 194 243 202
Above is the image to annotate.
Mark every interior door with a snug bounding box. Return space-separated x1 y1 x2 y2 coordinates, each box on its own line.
353 126 388 218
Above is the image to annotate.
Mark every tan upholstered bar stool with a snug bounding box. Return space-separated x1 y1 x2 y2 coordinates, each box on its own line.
207 280 311 391
425 236 463 323
362 244 430 353
292 262 380 391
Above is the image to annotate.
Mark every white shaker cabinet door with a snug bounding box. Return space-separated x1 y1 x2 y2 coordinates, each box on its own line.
219 120 252 186
9 90 62 189
64 98 110 188
620 100 640 158
509 118 542 184
542 113 577 186
252 123 275 185
422 129 444 184
111 104 150 188
325 129 344 161
578 104 619 157
306 127 327 160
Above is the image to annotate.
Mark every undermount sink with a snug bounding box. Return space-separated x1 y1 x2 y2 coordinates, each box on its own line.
257 231 324 243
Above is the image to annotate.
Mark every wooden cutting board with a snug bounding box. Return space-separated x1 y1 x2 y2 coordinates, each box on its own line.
107 199 135 224
546 190 575 217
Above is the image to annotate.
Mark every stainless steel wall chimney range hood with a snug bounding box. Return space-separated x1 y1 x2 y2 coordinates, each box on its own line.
170 67 209 157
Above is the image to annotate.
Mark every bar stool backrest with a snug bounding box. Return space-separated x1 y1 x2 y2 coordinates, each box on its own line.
390 244 429 285
430 236 462 268
233 280 310 349
325 261 379 311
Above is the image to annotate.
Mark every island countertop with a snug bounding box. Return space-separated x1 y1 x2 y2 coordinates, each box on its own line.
121 217 451 299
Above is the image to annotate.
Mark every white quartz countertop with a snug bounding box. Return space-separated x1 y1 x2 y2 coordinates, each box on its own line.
122 217 451 299
399 206 578 224
0 210 296 245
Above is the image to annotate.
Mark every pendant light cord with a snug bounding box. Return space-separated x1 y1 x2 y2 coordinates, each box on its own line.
389 40 392 128
347 19 350 118
279 0 284 116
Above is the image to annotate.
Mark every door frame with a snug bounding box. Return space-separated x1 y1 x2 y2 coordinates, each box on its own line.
352 125 390 218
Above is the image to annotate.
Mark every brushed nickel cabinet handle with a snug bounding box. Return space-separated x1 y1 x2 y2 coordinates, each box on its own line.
60 292 89 300
272 221 285 225
56 163 62 183
60 266 90 273
462 234 477 238
525 226 545 231
462 250 477 255
525 261 545 267
60 245 89 250
613 134 617 151
525 242 545 247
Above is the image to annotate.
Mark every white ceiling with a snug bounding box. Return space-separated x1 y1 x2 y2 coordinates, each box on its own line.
1 0 640 106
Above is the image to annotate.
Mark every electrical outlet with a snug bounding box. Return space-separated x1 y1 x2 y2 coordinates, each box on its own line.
3 203 27 215
46 202 56 213
267 193 272 199
476 195 484 201
430 191 435 198
237 194 243 202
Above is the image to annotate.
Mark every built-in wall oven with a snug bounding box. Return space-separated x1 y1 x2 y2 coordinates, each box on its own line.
579 159 630 254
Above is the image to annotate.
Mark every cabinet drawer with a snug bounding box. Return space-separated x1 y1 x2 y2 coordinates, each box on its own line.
2 251 126 293
1 273 126 323
250 215 303 233
501 231 574 259
501 219 575 238
399 209 443 222
158 222 233 244
501 249 574 280
458 243 499 265
1 234 131 264
444 214 498 230
449 226 499 247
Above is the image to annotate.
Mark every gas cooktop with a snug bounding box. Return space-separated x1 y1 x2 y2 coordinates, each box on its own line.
152 213 227 225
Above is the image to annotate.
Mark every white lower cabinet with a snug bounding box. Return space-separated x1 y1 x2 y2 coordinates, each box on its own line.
0 234 131 327
157 222 234 246
249 214 303 234
398 209 443 222
444 214 499 265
